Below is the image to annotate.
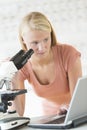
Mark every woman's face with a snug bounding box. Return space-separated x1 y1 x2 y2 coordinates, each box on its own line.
22 29 51 59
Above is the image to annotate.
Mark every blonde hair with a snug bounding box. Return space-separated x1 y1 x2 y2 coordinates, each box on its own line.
19 12 57 50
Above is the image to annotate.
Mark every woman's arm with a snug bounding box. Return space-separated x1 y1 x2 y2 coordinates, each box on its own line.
58 57 82 115
11 73 25 116
68 57 82 96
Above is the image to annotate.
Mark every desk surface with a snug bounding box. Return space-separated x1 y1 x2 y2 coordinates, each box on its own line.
18 124 87 130
17 115 87 130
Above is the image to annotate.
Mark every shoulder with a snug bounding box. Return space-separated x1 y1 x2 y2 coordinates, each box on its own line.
18 61 31 80
53 43 81 72
53 43 81 56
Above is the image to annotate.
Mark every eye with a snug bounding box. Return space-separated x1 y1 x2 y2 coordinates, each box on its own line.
43 37 49 43
31 41 38 45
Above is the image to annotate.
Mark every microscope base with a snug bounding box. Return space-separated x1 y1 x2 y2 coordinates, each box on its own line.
0 112 30 130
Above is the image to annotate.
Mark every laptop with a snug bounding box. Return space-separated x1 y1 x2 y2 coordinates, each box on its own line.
28 76 87 129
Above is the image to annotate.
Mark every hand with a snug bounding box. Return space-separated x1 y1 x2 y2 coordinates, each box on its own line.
0 57 10 62
57 104 69 115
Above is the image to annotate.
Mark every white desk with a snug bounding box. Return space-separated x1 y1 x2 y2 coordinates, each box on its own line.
18 124 87 130
17 116 87 130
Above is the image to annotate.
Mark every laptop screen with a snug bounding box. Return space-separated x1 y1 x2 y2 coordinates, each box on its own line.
65 76 87 123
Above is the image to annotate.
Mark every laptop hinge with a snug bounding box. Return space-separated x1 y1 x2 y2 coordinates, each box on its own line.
72 115 87 127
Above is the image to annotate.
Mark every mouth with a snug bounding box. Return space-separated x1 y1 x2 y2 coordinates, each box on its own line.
36 51 46 56
38 52 45 54
37 50 46 54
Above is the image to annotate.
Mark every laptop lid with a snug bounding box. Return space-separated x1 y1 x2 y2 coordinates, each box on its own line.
65 76 87 124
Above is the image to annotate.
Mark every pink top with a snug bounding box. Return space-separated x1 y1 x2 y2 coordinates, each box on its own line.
18 44 81 115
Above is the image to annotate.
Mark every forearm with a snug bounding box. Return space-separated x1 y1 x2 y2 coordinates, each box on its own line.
10 74 25 116
12 94 25 116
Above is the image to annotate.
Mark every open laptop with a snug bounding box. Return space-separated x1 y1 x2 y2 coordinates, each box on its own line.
28 76 87 129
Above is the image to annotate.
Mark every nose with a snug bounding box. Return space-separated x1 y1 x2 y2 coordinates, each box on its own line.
37 42 45 51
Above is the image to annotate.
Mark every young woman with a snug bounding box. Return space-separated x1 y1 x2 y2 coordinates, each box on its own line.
11 11 82 116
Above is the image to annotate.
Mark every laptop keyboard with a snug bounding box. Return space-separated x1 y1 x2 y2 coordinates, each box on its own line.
44 115 66 124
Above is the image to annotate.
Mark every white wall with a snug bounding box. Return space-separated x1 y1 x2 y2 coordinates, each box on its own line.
0 0 87 74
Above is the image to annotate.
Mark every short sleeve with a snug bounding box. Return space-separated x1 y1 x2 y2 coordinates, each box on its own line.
18 62 30 81
61 44 81 72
